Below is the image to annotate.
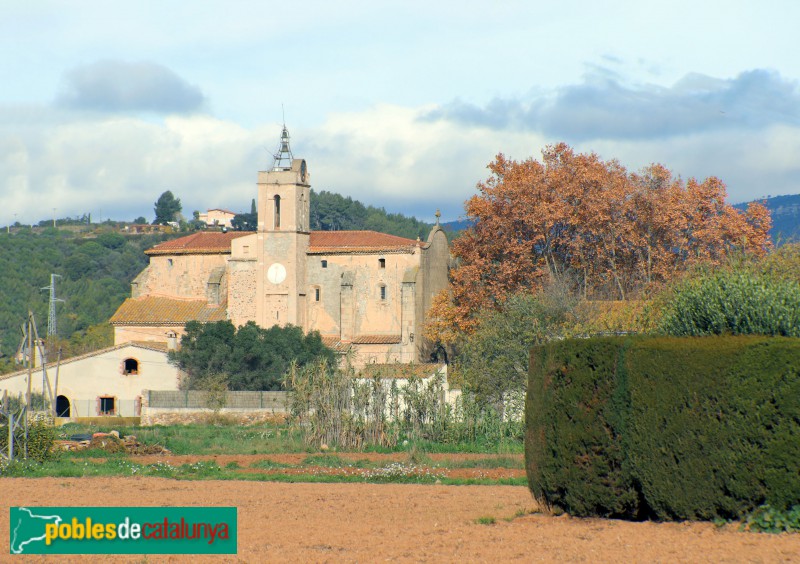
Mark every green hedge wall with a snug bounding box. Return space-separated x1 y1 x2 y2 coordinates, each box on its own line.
526 336 800 521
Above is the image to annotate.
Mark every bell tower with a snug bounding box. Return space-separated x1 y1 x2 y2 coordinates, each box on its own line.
255 126 311 328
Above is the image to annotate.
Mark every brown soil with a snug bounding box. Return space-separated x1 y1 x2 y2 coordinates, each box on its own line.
3 477 798 563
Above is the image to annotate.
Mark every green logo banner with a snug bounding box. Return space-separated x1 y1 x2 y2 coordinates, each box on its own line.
9 507 237 554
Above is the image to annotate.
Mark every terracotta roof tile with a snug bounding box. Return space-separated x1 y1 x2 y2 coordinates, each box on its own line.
352 334 402 344
145 231 253 255
144 230 423 256
358 363 444 380
321 336 353 353
110 297 227 325
130 341 170 352
308 231 422 254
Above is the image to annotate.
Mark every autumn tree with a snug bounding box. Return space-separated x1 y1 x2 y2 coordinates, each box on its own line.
428 143 772 338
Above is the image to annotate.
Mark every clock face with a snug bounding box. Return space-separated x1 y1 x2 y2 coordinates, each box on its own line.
267 263 287 285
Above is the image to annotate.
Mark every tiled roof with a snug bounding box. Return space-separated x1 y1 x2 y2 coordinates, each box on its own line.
358 363 445 380
130 341 170 352
320 334 402 348
308 231 422 254
321 336 353 353
144 230 423 256
109 297 227 325
352 334 402 344
145 231 253 255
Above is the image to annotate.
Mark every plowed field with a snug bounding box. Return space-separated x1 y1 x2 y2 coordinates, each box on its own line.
3 477 799 562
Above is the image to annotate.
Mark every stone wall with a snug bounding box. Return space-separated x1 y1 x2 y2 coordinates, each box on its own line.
139 389 287 425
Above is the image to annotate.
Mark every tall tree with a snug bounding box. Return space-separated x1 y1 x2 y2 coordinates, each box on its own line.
153 191 182 225
427 143 772 338
169 320 335 390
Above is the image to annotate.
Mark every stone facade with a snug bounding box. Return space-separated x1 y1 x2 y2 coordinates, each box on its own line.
111 131 449 366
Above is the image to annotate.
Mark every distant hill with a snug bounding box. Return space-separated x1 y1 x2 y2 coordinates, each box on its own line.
309 190 433 241
441 219 473 235
734 194 800 245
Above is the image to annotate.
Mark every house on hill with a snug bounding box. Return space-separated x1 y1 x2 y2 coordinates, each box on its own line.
111 127 450 366
198 208 238 227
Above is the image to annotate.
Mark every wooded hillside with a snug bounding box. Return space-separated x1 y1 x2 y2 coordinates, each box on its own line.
0 229 174 371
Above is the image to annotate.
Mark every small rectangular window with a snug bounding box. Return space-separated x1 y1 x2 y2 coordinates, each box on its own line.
321 260 328 268
167 258 173 267
99 396 115 416
379 258 386 269
243 245 250 254
315 288 320 302
380 285 386 300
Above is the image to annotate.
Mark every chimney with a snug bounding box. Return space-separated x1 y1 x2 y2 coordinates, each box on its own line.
166 331 178 351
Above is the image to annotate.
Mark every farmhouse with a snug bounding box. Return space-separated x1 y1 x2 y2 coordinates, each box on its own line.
0 342 180 418
198 208 237 227
111 128 450 366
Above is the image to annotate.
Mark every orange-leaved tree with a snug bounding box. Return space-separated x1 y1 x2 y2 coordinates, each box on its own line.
427 143 772 340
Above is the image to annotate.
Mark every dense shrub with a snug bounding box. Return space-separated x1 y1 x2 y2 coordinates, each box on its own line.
658 268 800 336
526 336 800 521
526 337 638 518
0 418 57 462
170 321 335 391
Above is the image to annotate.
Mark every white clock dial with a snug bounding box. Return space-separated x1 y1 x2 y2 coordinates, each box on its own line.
267 263 287 285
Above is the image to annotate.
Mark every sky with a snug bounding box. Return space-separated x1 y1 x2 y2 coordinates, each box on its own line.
2 1 800 226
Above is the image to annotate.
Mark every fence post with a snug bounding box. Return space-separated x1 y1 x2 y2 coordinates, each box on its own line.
8 412 14 461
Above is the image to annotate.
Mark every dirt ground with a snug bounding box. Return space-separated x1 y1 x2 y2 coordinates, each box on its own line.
3 477 799 562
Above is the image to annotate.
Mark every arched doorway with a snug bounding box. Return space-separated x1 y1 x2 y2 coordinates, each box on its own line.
56 395 71 417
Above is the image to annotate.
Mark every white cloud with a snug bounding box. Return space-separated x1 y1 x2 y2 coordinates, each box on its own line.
56 60 206 114
2 94 800 228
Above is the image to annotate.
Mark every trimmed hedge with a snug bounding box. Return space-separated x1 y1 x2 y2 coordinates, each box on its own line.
526 336 800 520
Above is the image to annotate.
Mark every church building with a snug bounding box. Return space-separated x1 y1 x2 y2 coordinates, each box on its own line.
110 128 450 366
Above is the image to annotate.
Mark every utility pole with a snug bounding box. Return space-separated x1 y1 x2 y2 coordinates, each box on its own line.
42 274 64 337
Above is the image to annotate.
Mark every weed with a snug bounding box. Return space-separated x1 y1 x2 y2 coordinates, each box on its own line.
742 504 800 533
476 516 496 525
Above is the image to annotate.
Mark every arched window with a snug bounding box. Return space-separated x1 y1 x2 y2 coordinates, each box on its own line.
123 358 139 375
274 195 281 229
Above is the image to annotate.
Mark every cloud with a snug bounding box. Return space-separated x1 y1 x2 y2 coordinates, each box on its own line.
56 61 206 114
297 104 542 221
2 97 800 229
424 69 800 141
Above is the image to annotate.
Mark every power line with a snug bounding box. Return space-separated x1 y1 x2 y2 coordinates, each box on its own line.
41 274 64 337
